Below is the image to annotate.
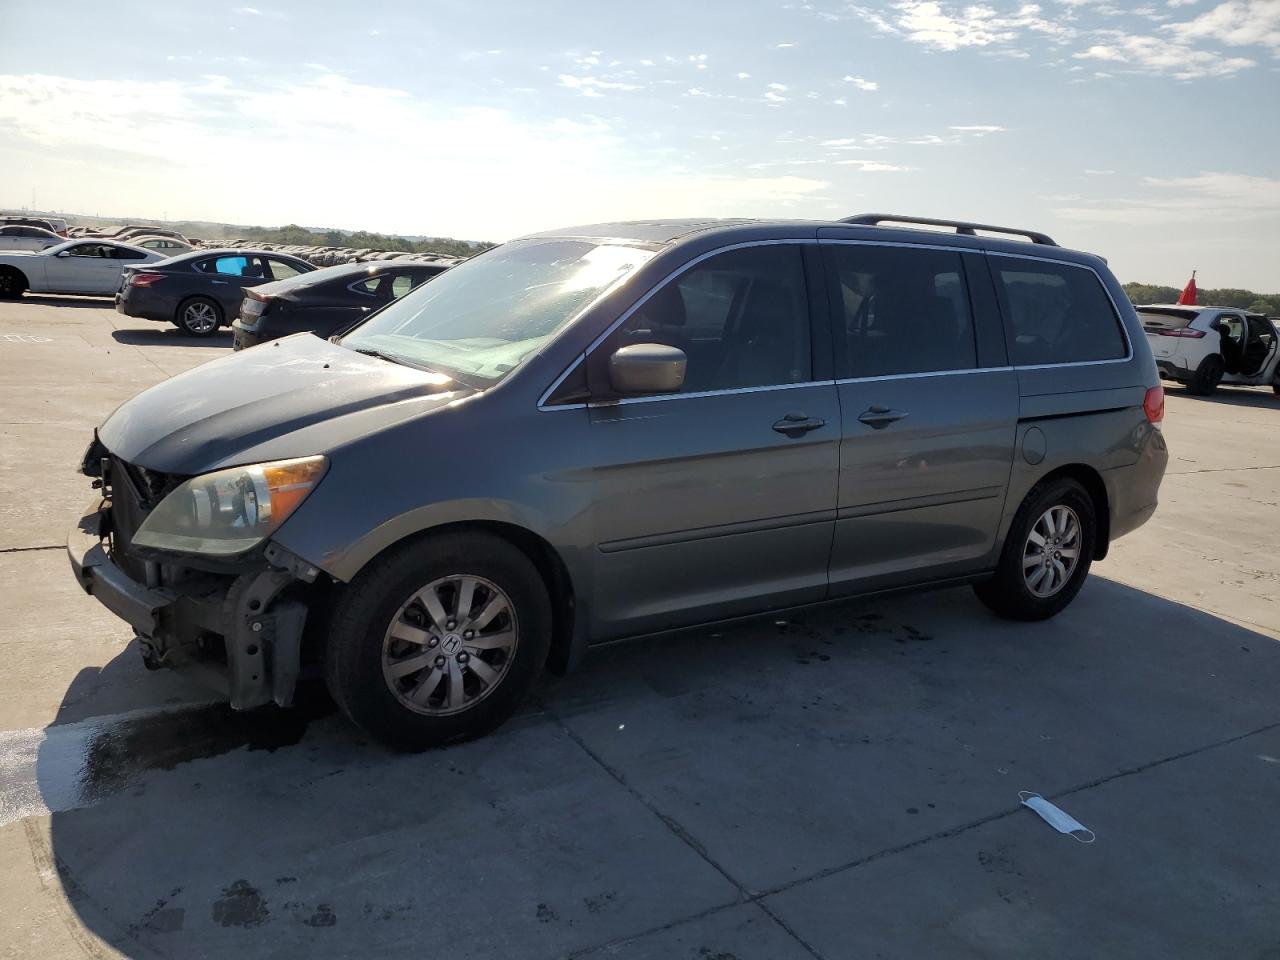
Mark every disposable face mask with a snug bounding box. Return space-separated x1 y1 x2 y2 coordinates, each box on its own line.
1018 791 1095 843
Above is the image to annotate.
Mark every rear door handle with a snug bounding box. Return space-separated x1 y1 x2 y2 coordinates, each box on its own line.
772 412 826 437
857 405 909 429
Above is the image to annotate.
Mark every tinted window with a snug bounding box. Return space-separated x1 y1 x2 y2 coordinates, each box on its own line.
606 245 810 393
198 255 267 278
68 243 111 258
267 258 306 281
992 259 1126 365
825 245 976 378
115 248 147 260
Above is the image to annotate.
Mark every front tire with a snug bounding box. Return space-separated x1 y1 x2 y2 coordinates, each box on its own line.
324 532 552 751
176 296 223 336
974 478 1096 621
0 268 27 299
1186 355 1223 396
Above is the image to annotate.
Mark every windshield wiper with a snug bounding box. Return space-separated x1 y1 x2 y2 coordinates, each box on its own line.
348 346 486 388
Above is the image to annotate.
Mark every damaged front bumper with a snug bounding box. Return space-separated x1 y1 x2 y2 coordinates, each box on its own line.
68 499 316 710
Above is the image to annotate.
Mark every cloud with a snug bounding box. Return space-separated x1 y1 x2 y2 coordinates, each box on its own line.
1074 32 1255 76
768 82 789 90
1164 0 1280 49
853 1 1078 52
556 74 643 96
836 159 914 171
1052 170 1280 223
842 75 880 90
0 72 836 236
765 91 788 101
737 71 752 79
776 41 797 47
948 124 1006 133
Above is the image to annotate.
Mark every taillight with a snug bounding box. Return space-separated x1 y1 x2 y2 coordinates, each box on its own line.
1151 328 1205 338
1144 385 1165 427
130 272 165 288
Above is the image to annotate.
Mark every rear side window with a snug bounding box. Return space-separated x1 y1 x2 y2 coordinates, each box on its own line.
825 244 977 378
198 255 267 278
992 258 1127 365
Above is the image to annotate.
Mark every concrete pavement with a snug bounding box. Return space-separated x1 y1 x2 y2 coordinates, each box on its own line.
0 295 1277 959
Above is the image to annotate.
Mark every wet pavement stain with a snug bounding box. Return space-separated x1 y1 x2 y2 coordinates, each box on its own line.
212 879 270 928
79 687 336 803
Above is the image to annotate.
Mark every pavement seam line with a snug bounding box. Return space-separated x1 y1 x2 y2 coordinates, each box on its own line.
541 700 827 960
0 544 62 554
755 717 1280 902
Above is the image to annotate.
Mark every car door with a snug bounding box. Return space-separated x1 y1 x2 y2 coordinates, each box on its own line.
582 243 841 639
200 254 270 317
43 243 118 293
821 239 1019 594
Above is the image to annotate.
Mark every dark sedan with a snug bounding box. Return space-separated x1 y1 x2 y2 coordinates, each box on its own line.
231 260 450 349
117 249 316 336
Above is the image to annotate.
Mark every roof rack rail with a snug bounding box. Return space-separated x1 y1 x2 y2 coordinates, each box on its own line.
838 213 1058 246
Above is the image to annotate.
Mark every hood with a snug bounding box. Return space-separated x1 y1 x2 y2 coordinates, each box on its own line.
98 334 474 474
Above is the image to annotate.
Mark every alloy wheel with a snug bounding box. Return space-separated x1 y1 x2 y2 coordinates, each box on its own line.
1022 504 1081 598
381 574 519 716
183 302 218 333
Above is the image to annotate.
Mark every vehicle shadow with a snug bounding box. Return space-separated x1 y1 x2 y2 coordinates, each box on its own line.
111 328 233 346
1165 382 1278 407
36 579 1280 958
17 295 113 310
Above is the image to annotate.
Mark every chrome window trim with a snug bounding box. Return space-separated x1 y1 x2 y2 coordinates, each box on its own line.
834 365 1013 386
537 235 1138 410
590 379 837 409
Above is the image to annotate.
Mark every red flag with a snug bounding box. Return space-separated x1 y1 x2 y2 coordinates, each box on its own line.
1177 271 1197 305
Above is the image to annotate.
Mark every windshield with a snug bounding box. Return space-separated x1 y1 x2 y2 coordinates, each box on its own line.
339 238 654 383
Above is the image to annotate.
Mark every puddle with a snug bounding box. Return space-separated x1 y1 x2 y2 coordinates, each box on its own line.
0 688 335 826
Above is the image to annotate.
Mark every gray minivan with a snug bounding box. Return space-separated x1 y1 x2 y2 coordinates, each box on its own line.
69 214 1168 749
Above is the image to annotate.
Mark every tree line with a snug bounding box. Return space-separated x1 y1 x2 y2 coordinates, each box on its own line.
171 221 495 259
1123 283 1279 315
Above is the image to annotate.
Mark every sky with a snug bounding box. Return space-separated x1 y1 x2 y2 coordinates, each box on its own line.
0 0 1277 288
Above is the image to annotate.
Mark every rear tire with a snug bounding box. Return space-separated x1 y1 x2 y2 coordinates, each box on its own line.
1186 355 1223 396
0 268 27 299
974 478 1096 621
324 532 552 751
176 296 223 336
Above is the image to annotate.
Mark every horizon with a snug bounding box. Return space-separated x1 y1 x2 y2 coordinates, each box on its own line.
1 0 1277 288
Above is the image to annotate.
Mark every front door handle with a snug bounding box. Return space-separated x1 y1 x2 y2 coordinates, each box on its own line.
773 412 826 437
857 405 909 429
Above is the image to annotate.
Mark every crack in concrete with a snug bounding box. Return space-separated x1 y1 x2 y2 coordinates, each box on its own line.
0 544 62 554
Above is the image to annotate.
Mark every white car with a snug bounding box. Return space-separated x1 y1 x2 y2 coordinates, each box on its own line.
0 240 165 298
133 236 194 255
0 225 63 251
1142 304 1280 396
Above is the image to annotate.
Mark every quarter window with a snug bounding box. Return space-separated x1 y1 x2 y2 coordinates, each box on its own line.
267 258 306 281
602 245 811 394
68 243 111 258
825 245 977 378
992 259 1126 365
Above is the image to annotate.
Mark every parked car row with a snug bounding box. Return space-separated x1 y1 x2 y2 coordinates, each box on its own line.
211 238 464 270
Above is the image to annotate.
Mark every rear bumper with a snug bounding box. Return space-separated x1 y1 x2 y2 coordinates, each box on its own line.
231 319 264 350
67 499 310 710
1156 359 1190 381
115 287 171 323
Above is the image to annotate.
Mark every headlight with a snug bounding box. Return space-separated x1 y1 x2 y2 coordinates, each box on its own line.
132 456 327 556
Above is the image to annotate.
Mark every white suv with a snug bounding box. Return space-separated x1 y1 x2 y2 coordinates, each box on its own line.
1141 304 1280 396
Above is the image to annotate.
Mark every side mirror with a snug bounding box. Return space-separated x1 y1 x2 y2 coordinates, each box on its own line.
55 250 70 257
609 343 687 395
